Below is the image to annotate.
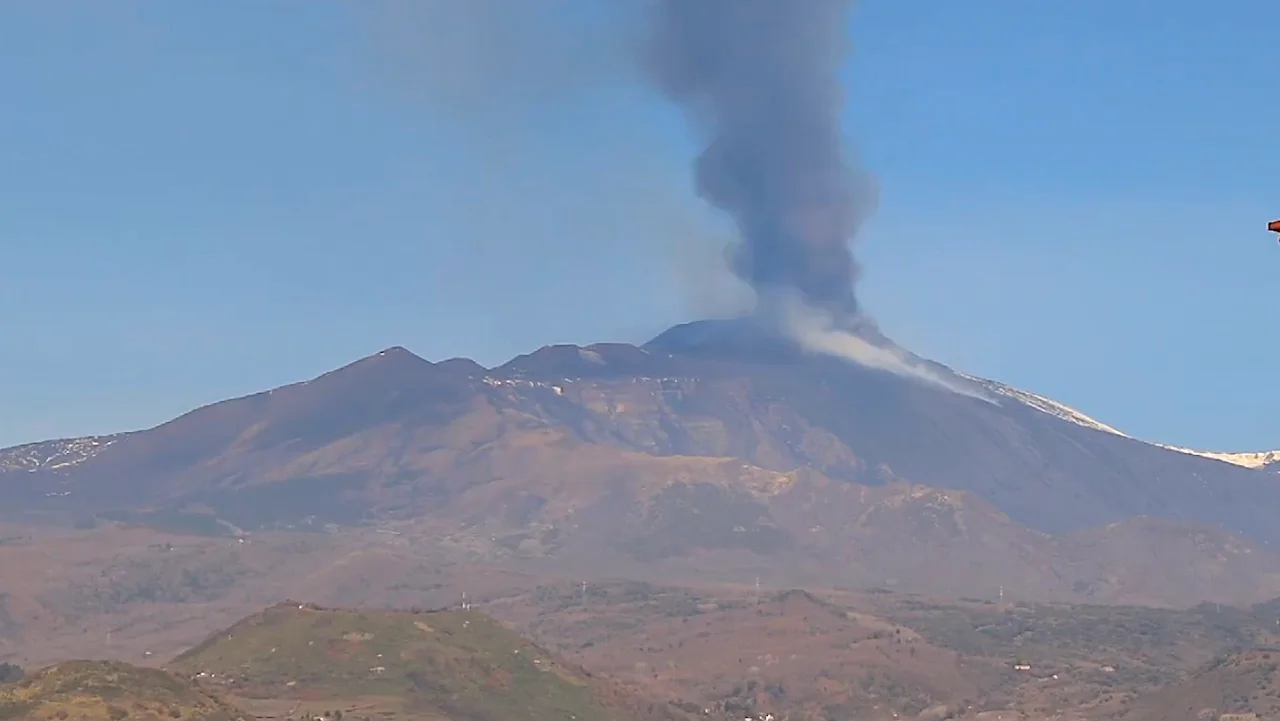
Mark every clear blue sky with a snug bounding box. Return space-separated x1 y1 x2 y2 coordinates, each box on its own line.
2 1 1278 451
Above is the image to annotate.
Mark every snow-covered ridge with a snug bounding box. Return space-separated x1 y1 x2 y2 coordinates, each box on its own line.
0 434 124 473
962 376 1132 438
962 374 1280 471
1151 447 1280 470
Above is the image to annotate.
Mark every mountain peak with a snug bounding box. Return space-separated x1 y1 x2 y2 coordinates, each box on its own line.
644 317 805 363
372 345 424 361
325 345 432 376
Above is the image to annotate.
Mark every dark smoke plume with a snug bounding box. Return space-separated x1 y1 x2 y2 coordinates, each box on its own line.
643 0 873 321
358 0 872 319
351 1 994 400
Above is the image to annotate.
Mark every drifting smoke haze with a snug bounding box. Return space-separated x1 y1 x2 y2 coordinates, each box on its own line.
360 0 643 138
781 296 999 403
357 0 985 399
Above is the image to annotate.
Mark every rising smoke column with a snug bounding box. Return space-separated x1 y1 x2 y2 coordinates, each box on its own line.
644 0 872 321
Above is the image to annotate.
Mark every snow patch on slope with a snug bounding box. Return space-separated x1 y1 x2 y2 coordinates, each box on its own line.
1151 447 1280 470
961 375 1132 438
3 370 1275 477
962 374 1279 471
0 435 124 473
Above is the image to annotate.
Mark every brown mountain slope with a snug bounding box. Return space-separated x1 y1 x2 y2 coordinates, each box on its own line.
1064 518 1280 607
4 493 1280 683
6 327 1279 538
1117 648 1280 721
5 325 1280 608
491 586 1008 721
2 437 1279 610
484 579 1280 721
0 347 484 521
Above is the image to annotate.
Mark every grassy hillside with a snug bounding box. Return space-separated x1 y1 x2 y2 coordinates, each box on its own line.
0 659 246 721
171 601 689 721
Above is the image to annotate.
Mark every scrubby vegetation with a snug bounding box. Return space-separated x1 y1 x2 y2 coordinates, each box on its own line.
0 660 245 721
173 601 692 721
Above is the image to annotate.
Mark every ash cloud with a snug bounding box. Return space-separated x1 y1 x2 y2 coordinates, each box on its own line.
640 1 994 402
357 0 874 321
354 1 989 400
643 0 875 321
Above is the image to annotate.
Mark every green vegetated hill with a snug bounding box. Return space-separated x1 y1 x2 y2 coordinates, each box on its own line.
170 601 692 721
0 659 248 721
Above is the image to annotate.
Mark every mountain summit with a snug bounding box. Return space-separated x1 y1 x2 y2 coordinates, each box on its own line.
646 317 807 361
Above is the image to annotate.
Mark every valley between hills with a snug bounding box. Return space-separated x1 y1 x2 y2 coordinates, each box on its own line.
3 323 1280 720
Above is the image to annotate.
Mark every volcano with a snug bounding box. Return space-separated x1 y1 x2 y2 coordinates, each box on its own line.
3 321 1280 605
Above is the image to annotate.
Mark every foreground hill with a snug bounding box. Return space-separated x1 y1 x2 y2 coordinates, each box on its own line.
4 320 1280 605
1117 648 1280 721
10 581 1280 721
495 585 1009 721
491 580 1280 721
170 602 693 721
0 660 247 721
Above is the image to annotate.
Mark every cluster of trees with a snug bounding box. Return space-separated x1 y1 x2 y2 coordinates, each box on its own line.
0 662 22 683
